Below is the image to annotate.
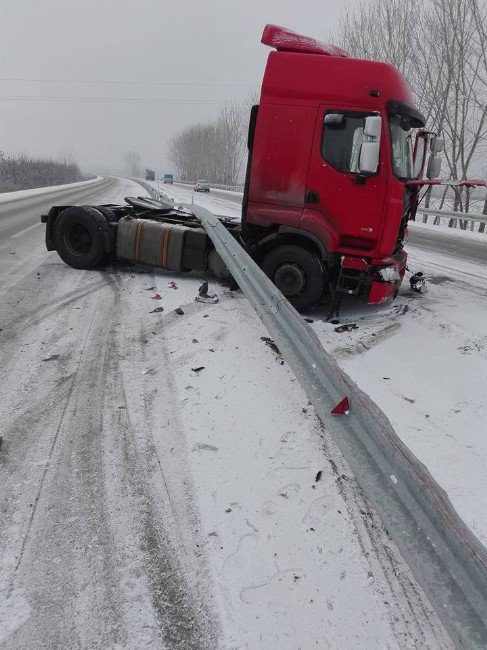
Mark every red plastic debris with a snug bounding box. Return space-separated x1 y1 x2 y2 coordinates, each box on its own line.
151 293 162 300
168 281 178 289
331 396 350 415
403 396 415 403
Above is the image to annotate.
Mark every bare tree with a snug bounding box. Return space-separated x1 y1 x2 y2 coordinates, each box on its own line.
334 0 487 225
124 150 142 177
167 103 248 185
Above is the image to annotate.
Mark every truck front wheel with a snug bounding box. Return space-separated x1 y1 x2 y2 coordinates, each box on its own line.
54 206 109 269
260 245 324 311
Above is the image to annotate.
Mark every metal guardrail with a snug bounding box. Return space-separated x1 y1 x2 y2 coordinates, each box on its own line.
185 203 487 648
141 182 487 645
0 176 106 208
0 177 113 223
419 208 487 227
176 181 244 193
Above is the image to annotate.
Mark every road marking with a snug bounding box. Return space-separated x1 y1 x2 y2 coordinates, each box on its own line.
10 222 42 239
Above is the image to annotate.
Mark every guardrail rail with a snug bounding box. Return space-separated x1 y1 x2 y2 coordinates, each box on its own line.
139 180 487 646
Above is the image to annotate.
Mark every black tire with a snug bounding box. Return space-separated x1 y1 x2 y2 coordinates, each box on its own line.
95 205 117 222
260 244 324 311
54 206 109 269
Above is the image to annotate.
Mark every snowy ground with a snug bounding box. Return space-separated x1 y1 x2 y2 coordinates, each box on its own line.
0 177 454 648
159 182 487 549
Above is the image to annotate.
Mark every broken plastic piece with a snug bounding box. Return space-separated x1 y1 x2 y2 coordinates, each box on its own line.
174 307 184 315
168 281 178 289
331 396 350 415
334 323 358 333
191 366 205 373
410 271 427 294
195 280 218 304
151 293 162 300
150 306 164 313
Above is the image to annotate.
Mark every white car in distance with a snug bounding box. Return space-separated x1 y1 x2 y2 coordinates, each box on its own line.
194 180 210 192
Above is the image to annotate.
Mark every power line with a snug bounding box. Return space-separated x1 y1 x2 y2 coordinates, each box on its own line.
0 95 248 105
0 77 259 88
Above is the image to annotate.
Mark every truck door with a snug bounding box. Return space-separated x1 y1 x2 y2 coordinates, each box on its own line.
302 107 388 255
247 103 317 228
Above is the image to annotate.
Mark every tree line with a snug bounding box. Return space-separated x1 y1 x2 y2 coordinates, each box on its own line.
0 150 88 193
168 104 248 185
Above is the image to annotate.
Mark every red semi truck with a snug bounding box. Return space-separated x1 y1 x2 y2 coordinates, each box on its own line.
42 25 443 311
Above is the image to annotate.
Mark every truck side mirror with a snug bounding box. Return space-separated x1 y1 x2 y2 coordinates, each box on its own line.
359 115 381 175
359 142 380 175
430 136 444 154
363 115 381 139
426 155 442 179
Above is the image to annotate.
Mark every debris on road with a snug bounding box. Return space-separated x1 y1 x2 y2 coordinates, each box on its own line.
191 366 205 373
150 306 164 313
334 323 358 333
192 443 218 452
195 281 218 304
404 396 415 403
331 396 350 415
145 286 156 291
261 336 281 356
42 354 60 362
409 271 427 294
151 293 162 300
174 307 184 315
168 281 178 289
315 470 323 483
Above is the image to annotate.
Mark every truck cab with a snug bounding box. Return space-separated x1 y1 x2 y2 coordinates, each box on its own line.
242 24 434 309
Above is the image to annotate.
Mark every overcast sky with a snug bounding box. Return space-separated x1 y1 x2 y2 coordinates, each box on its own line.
0 0 346 175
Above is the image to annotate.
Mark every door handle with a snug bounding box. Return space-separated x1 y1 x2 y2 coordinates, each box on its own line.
305 189 319 203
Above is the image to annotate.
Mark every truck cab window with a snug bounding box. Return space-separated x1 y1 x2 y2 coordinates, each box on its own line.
389 114 414 180
322 113 367 173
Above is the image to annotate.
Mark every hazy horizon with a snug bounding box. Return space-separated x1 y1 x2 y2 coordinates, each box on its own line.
0 0 345 176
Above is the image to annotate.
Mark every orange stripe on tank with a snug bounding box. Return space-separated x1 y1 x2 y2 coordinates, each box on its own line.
162 228 170 267
134 221 143 262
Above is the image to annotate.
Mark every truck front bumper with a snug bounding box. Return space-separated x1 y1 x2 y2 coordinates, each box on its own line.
367 250 407 305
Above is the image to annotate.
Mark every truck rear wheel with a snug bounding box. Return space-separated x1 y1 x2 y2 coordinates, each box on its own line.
260 245 324 311
54 206 109 269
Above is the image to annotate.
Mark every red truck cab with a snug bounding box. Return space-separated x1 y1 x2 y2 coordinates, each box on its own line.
242 24 429 310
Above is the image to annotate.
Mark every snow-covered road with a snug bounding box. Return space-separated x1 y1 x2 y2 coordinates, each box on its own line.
0 177 463 647
161 182 487 548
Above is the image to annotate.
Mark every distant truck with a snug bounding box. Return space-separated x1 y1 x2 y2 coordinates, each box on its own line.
41 24 455 310
163 173 174 184
145 169 155 181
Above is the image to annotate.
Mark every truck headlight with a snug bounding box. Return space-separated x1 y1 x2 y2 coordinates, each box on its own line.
378 266 401 283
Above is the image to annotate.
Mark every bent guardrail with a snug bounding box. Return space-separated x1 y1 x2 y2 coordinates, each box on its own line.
138 180 487 645
182 201 487 648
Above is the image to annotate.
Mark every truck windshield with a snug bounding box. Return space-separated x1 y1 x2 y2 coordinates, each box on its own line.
389 114 414 180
